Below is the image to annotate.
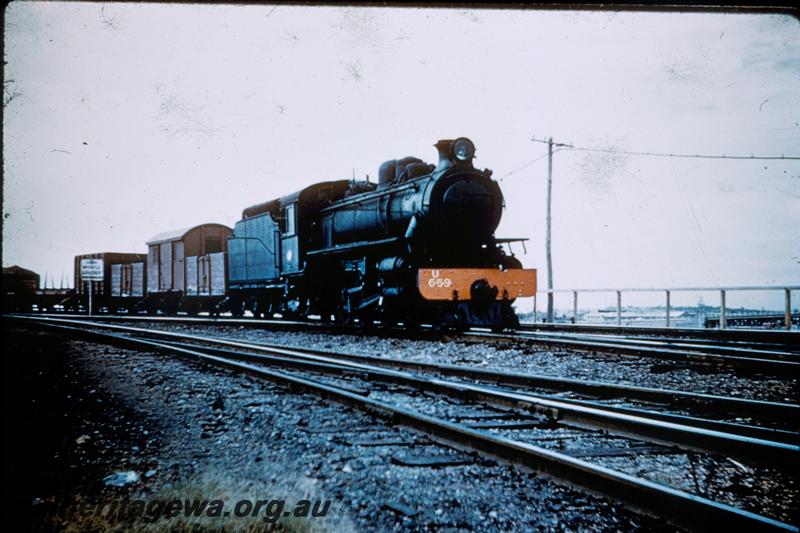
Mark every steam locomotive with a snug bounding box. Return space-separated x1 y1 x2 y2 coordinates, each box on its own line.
70 138 536 329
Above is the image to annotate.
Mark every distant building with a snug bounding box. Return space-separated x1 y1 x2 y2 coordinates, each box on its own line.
2 265 40 292
583 308 686 322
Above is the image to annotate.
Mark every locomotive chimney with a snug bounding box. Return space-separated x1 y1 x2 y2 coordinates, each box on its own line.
434 139 454 172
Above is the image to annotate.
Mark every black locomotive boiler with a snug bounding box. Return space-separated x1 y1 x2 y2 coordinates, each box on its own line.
226 137 536 329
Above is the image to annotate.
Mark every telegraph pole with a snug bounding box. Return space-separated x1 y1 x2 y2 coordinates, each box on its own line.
532 136 573 323
546 138 554 323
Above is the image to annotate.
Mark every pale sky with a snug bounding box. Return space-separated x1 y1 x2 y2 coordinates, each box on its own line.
3 3 799 309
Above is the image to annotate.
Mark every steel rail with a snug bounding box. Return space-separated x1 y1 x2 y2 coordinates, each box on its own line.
13 313 800 346
11 315 798 422
513 330 800 349
573 335 800 355
505 330 800 359
238 344 799 423
157 339 798 446
16 317 798 468
517 322 800 344
199 342 800 426
12 312 315 329
13 318 795 532
535 286 800 293
137 339 800 467
470 331 800 375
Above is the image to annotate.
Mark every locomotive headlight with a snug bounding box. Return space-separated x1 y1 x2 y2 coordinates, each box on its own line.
452 137 475 161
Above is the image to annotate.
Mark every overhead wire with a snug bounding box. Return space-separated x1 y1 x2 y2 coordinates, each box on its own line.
500 148 567 181
530 137 799 161
503 137 798 181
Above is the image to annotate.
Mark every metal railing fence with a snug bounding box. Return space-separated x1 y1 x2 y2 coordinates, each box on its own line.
530 286 799 330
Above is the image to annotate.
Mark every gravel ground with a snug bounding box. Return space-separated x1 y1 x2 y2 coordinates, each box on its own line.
255 364 798 524
106 321 797 403
4 322 683 532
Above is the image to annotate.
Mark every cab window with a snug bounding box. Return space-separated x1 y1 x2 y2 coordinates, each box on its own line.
280 204 296 236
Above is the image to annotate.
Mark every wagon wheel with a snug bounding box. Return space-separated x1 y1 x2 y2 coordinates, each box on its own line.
230 302 244 318
253 299 267 319
401 309 420 329
282 297 308 320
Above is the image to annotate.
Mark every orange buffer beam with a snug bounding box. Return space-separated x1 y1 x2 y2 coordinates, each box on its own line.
418 268 537 301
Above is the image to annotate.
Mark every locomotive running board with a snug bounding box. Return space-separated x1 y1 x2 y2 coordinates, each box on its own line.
418 268 537 301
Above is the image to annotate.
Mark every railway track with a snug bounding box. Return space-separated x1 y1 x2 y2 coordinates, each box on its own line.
509 328 800 357
513 330 800 352
516 322 800 346
8 315 799 531
12 315 798 425
470 330 800 375
16 312 799 348
11 313 800 375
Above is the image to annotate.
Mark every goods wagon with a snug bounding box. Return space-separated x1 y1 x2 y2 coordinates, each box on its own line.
68 252 147 312
140 223 232 314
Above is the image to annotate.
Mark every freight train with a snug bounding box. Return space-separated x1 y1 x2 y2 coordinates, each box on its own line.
64 138 536 330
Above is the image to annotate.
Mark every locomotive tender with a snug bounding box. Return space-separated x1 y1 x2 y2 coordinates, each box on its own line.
69 137 536 329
